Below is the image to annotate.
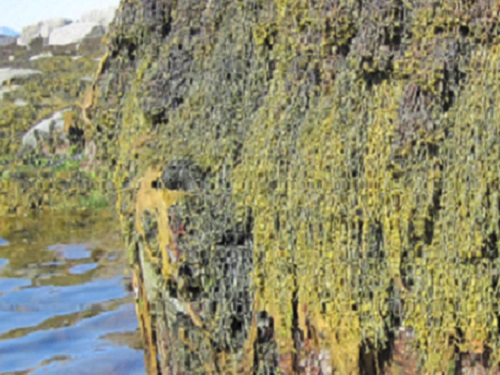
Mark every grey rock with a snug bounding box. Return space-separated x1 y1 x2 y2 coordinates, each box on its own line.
22 110 70 149
48 22 104 46
80 7 117 30
0 35 15 46
29 52 53 61
0 68 41 86
17 18 71 46
17 23 40 46
14 98 28 107
0 84 19 100
161 159 205 191
40 18 72 39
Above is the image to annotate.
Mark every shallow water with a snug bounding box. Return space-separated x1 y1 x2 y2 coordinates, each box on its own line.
0 211 145 374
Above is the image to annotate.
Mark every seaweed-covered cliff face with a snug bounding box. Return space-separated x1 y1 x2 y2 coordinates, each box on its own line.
92 0 499 373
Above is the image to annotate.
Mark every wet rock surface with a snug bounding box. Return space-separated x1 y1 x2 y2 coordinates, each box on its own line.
90 0 500 373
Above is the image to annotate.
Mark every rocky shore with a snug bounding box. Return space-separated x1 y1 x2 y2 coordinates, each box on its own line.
0 7 115 215
1 0 500 374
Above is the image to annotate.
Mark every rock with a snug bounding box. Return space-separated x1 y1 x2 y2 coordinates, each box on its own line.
17 24 40 46
29 52 53 61
17 18 71 46
0 35 15 46
0 85 19 100
40 18 72 39
161 159 205 191
80 7 117 30
48 22 104 46
22 110 70 149
0 68 41 86
14 98 28 107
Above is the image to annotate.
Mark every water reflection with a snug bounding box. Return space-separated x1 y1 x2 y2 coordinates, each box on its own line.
0 211 145 374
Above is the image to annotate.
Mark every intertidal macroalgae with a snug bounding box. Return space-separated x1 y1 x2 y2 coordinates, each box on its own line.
88 0 500 373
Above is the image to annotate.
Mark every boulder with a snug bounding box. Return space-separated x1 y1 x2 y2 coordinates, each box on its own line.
0 85 19 100
14 98 28 107
48 22 104 46
40 18 72 38
17 18 71 46
80 7 117 30
29 52 53 61
0 68 41 86
17 23 40 46
22 110 69 149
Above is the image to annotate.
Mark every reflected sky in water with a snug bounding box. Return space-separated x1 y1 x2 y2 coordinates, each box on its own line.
0 211 145 374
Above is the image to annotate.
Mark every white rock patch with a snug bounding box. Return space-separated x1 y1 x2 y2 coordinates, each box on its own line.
80 7 117 30
22 110 70 148
48 22 104 46
0 68 41 86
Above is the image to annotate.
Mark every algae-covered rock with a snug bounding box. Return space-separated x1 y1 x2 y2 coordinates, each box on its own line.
89 0 500 373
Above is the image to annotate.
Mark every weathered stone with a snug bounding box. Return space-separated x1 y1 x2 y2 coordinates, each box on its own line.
17 18 71 46
40 18 72 39
29 52 53 61
161 159 205 191
17 23 41 46
80 7 117 30
14 98 28 107
0 68 41 86
48 22 104 46
22 110 70 149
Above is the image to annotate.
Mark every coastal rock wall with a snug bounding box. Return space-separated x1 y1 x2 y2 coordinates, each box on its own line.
90 0 500 373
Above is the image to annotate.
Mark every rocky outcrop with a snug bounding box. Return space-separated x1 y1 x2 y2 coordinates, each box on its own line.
0 68 41 86
17 18 71 46
80 7 117 30
29 52 53 61
40 18 72 39
90 0 500 373
14 7 116 47
48 22 104 46
22 110 69 149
